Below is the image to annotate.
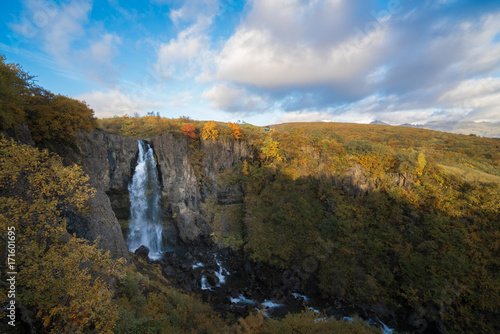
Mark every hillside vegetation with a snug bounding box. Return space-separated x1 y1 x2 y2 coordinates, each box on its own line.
98 115 500 333
0 56 385 333
1 136 381 333
2 55 499 333
0 55 96 145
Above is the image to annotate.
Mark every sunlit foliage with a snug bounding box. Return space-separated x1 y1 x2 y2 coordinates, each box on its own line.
0 55 33 129
0 55 96 143
202 120 219 140
228 122 244 139
26 90 96 143
0 137 125 333
181 123 196 139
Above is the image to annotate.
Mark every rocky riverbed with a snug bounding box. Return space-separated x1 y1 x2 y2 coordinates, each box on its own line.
135 244 395 333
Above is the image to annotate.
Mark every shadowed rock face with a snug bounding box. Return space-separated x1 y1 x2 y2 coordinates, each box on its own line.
77 128 139 192
151 134 252 243
66 185 131 261
74 129 139 260
76 129 253 251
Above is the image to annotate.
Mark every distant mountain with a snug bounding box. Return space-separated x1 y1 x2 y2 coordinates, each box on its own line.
399 123 427 129
366 120 500 137
424 121 500 138
370 120 390 125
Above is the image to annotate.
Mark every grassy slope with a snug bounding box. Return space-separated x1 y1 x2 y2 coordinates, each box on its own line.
271 121 500 178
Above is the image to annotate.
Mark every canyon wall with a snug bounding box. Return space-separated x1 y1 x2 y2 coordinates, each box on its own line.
76 129 252 251
74 129 138 260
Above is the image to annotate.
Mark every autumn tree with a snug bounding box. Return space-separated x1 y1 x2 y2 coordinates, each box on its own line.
228 122 243 139
25 91 96 143
202 121 219 140
181 123 196 139
0 137 124 333
0 55 33 129
261 137 283 163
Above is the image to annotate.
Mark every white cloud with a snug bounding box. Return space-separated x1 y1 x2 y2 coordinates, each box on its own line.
366 65 389 84
168 91 193 108
439 77 500 107
203 84 269 113
10 0 124 85
77 89 161 118
153 0 224 80
277 92 476 125
154 13 213 79
89 33 122 64
167 0 219 26
11 0 92 64
209 0 500 125
438 77 500 122
278 107 474 125
278 111 339 124
216 15 389 87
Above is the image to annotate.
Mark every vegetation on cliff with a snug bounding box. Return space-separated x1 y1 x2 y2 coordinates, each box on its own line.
0 56 96 145
1 56 385 333
0 137 124 333
1 55 499 333
99 115 500 333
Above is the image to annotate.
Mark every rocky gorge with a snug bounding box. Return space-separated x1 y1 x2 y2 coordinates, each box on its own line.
75 128 252 248
68 128 449 334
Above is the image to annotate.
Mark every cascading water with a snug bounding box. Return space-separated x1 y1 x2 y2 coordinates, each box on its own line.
127 140 164 260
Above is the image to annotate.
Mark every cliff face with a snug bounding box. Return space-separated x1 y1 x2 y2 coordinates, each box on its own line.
77 128 139 191
75 129 139 260
151 134 252 243
151 133 201 243
77 129 252 248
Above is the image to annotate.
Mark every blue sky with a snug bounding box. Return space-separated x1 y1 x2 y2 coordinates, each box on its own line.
1 0 500 126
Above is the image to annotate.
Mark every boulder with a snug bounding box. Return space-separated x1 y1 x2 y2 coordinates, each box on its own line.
207 273 220 286
135 245 150 259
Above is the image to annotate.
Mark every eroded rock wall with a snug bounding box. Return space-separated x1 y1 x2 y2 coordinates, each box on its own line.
74 129 139 260
77 128 139 191
77 129 252 248
151 134 252 243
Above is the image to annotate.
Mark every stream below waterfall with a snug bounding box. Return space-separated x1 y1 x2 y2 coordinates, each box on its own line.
126 139 394 333
156 247 394 334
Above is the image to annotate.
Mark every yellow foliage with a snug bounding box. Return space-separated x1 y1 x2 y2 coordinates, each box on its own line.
242 160 252 176
237 309 266 333
202 121 219 140
355 154 393 178
0 137 124 333
261 137 283 163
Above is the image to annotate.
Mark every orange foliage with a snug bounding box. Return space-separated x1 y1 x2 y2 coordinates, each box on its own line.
181 123 196 139
228 122 244 139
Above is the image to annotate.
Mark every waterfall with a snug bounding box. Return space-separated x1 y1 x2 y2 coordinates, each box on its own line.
127 140 164 260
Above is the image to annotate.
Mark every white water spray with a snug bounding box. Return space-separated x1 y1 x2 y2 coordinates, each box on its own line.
127 140 164 260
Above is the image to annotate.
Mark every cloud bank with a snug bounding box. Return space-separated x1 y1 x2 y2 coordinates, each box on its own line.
207 0 500 124
6 0 500 126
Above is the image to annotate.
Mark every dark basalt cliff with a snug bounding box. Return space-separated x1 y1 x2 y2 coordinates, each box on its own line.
76 129 252 251
152 133 252 243
74 129 139 260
